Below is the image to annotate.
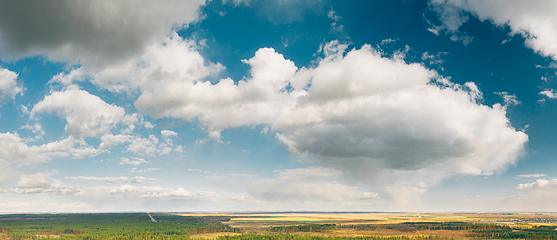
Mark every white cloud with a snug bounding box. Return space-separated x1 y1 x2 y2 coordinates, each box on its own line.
380 38 397 45
126 135 173 156
107 185 220 199
161 130 178 139
421 51 448 67
274 166 342 180
247 180 378 202
0 202 90 210
107 42 295 142
495 92 520 106
327 8 343 32
20 123 44 134
48 68 85 86
18 173 55 189
175 145 184 153
8 174 211 198
0 68 23 103
0 133 83 165
11 173 82 195
32 86 132 138
79 39 526 203
2 174 221 211
207 167 377 203
484 178 557 211
269 43 526 199
129 177 159 183
119 157 149 166
65 176 129 184
205 173 258 180
129 168 160 173
161 130 178 146
428 0 557 59
540 89 557 99
90 33 224 93
65 176 158 184
99 134 132 150
517 178 557 190
0 0 208 69
517 173 547 178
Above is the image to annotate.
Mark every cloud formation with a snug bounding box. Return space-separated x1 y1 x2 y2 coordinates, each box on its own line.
0 133 81 165
119 157 149 166
0 0 207 68
0 1 530 204
0 68 23 103
428 0 557 59
2 174 217 211
72 36 527 202
65 176 159 184
32 86 135 138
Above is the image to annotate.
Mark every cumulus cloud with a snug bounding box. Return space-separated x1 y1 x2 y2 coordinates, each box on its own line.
129 177 159 183
99 134 133 150
0 68 23 103
0 0 207 69
0 133 96 164
11 173 82 195
428 0 557 59
65 176 159 184
517 178 557 190
540 89 557 99
89 33 224 93
20 123 44 135
65 176 129 184
126 135 174 156
160 130 178 148
32 86 134 138
81 39 526 202
119 157 149 166
129 168 160 173
2 174 220 211
161 130 178 139
110 185 220 198
0 202 89 210
8 174 212 198
270 42 527 193
517 173 547 178
486 178 557 211
132 46 294 142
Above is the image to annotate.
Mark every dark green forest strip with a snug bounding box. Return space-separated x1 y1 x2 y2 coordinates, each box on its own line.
0 213 239 239
1 214 557 239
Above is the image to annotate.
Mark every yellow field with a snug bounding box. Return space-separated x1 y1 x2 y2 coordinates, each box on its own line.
213 212 493 228
175 212 557 239
189 232 243 239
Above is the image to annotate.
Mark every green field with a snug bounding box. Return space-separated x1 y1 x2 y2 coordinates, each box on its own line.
0 213 239 239
1 212 557 239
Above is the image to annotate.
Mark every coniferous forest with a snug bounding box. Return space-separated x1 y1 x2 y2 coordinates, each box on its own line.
1 213 557 240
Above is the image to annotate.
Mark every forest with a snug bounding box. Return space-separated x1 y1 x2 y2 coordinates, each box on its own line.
0 212 239 239
1 213 557 239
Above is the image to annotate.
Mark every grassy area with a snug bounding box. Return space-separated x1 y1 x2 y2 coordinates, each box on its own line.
0 212 240 239
2 212 557 239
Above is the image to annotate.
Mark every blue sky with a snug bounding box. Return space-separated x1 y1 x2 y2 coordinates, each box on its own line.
0 0 557 212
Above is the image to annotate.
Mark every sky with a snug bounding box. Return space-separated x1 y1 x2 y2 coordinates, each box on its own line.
0 0 557 212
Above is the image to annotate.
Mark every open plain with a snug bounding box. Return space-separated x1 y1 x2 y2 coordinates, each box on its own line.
2 212 557 239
